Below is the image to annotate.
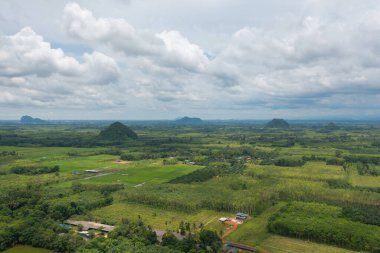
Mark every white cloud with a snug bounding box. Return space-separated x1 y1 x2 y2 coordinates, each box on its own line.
1 1 380 119
0 26 119 84
64 2 209 72
208 9 380 108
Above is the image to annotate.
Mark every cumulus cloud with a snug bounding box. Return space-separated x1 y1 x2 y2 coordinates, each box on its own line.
2 1 380 119
0 26 122 111
208 9 380 109
0 27 119 83
64 2 209 72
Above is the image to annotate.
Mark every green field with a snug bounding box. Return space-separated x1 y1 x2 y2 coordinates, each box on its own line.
3 245 53 253
52 159 201 188
82 202 228 231
0 122 379 252
260 235 365 253
226 202 286 246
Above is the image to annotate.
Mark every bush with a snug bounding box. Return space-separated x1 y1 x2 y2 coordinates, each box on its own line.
274 158 305 167
10 165 59 175
326 158 344 166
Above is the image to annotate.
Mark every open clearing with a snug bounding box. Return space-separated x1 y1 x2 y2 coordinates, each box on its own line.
225 202 286 246
83 202 228 231
260 235 365 253
3 245 53 253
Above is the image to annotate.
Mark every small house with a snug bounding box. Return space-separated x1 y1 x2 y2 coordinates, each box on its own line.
219 217 228 223
236 212 249 220
85 169 101 173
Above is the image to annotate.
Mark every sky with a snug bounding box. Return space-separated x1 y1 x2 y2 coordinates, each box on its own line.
0 0 380 120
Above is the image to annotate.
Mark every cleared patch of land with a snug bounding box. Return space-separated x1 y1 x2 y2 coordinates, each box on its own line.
83 202 228 232
260 235 365 253
225 202 286 246
3 245 53 253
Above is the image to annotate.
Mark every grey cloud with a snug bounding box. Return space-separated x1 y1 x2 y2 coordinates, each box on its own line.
1 0 380 119
64 2 209 72
0 27 120 85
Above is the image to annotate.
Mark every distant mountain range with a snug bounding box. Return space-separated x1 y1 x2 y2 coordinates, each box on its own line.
20 115 46 124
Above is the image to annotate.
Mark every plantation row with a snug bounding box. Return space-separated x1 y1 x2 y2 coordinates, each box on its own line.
268 202 380 252
169 163 245 184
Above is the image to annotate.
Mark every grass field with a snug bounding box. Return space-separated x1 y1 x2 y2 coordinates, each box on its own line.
83 202 228 232
226 202 286 246
3 245 53 253
260 235 365 253
0 146 117 174
54 160 201 187
246 162 347 182
82 161 201 185
350 173 380 188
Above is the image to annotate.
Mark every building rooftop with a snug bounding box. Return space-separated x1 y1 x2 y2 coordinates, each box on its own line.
65 220 115 232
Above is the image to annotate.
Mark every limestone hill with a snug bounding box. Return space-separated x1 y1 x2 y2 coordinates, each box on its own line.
98 122 137 140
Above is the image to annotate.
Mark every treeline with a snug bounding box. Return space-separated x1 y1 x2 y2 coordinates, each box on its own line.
0 186 85 252
119 183 278 216
0 189 186 253
274 157 306 167
268 202 380 252
71 182 124 196
10 165 59 175
344 155 380 165
0 218 83 252
169 163 245 184
0 183 138 252
0 151 18 156
161 229 222 253
78 219 222 253
46 183 125 220
355 162 380 176
342 205 380 226
0 133 97 147
325 157 345 165
327 179 380 194
108 219 158 245
120 191 199 213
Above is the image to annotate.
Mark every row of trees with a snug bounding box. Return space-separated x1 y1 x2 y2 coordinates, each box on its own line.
0 151 18 156
169 163 245 184
162 230 222 253
268 202 380 252
10 165 59 175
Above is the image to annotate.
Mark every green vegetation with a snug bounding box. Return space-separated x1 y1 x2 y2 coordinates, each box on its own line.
98 121 138 141
261 235 364 253
0 121 379 252
83 202 228 231
4 245 53 253
268 202 380 252
225 202 286 246
265 118 289 128
10 165 59 175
